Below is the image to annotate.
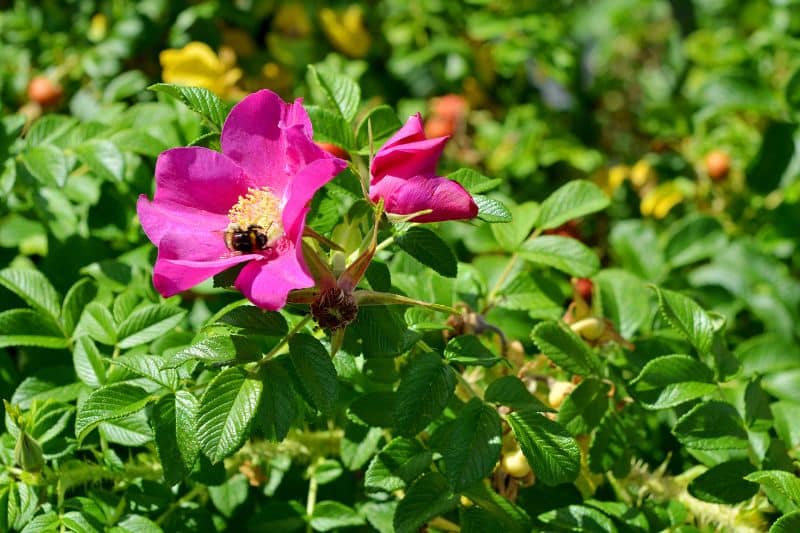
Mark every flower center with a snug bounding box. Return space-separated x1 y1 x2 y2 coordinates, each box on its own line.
310 288 359 330
226 187 284 245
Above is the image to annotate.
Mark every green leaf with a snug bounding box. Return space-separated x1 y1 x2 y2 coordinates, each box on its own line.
255 361 297 441
594 269 650 339
288 334 337 415
435 398 501 491
630 355 717 409
113 354 180 390
305 105 355 150
664 215 728 268
110 514 164 533
557 378 611 434
460 481 532 533
152 395 189 485
364 438 433 492
162 335 249 369
688 460 758 504
25 115 77 147
109 129 168 157
588 412 633 476
746 121 795 194
20 511 59 533
673 401 749 451
653 287 714 355
535 180 610 230
787 66 800 114
491 202 539 251
538 504 618 533
473 195 512 222
484 376 553 412
308 66 361 122
518 236 600 277
530 320 601 376
209 474 249 518
394 351 456 436
444 335 503 367
356 105 402 150
117 304 186 349
0 268 61 321
0 309 68 349
447 168 502 194
149 84 231 131
507 408 580 486
75 383 153 441
20 144 68 186
73 336 106 387
396 226 458 278
310 501 365 532
76 302 117 345
609 220 665 281
745 470 800 506
340 422 383 470
100 412 153 445
214 305 288 336
75 140 125 182
61 278 97 335
197 367 262 463
175 390 201 471
393 472 458 533
771 511 800 533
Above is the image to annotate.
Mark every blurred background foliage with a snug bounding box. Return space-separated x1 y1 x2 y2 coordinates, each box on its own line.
2 0 800 531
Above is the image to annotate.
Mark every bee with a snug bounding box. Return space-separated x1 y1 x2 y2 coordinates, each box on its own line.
224 224 272 253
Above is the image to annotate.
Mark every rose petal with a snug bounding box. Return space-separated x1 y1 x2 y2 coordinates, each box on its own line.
370 136 449 183
152 229 259 297
371 113 449 183
137 195 229 247
221 90 321 195
369 174 478 222
380 113 426 150
235 239 314 310
283 97 313 136
153 147 251 214
281 157 348 241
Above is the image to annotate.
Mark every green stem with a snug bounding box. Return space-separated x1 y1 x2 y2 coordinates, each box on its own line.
483 228 542 313
257 315 311 367
305 466 319 533
156 484 206 526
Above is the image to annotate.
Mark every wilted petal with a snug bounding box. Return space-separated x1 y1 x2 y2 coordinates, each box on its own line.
235 239 314 310
153 147 252 214
370 174 478 222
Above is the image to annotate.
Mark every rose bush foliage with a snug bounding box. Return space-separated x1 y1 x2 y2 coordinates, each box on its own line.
1 1 800 533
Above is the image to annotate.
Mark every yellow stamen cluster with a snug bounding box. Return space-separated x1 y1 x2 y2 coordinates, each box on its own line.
227 187 284 242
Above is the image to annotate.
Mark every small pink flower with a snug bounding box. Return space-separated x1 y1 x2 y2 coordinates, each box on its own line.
369 113 478 222
137 90 347 310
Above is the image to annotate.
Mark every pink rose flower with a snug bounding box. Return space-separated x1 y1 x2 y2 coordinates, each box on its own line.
137 90 347 310
369 113 478 222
